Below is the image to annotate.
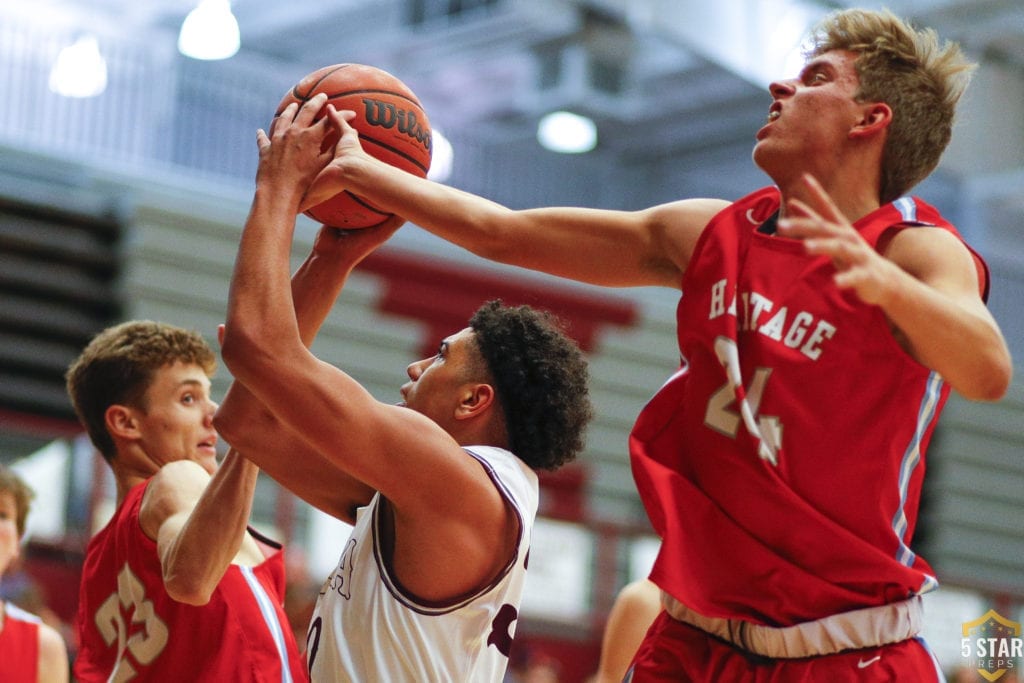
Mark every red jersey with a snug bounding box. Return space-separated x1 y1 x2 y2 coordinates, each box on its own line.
0 602 41 681
75 479 308 682
630 187 989 626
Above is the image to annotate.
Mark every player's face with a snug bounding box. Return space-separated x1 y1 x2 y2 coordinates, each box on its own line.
132 362 219 474
0 491 21 575
400 327 480 428
753 49 865 179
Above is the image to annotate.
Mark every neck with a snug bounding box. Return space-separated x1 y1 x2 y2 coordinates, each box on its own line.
776 171 881 224
110 454 158 506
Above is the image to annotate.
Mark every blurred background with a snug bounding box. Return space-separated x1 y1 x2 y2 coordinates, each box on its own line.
0 0 1021 680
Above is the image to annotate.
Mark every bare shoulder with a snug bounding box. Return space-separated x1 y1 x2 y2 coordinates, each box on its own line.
36 621 69 683
145 460 211 506
139 460 211 539
611 578 662 624
883 226 983 294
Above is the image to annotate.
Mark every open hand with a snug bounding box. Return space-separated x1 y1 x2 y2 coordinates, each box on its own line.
777 174 901 306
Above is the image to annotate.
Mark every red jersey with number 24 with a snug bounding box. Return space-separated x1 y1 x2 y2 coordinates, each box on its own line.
631 186 989 627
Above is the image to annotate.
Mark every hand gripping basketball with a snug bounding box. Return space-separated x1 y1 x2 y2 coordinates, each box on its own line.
276 63 432 229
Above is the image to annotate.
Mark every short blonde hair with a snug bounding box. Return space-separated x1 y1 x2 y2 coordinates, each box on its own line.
807 8 975 203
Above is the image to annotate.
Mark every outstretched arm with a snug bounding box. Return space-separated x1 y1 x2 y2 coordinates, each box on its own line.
305 105 721 290
215 220 401 522
779 174 1012 401
140 452 264 605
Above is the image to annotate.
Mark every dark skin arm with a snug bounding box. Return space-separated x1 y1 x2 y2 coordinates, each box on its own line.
220 95 518 601
214 220 402 522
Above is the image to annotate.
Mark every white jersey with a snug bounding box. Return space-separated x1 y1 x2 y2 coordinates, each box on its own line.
306 446 538 683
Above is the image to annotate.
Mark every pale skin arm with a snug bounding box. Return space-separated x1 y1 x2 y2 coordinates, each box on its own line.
778 174 1012 401
36 621 69 683
140 452 263 606
309 105 723 289
220 95 516 601
215 220 402 523
593 579 662 683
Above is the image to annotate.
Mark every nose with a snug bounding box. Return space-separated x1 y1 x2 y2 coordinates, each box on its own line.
407 357 429 380
204 397 219 423
769 79 795 99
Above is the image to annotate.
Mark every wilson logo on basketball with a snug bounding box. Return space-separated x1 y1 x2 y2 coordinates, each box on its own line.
362 98 432 152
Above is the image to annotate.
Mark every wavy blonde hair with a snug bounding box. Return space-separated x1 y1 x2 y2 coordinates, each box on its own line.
807 8 976 203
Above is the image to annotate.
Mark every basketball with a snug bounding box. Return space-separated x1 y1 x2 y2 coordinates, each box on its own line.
276 63 432 229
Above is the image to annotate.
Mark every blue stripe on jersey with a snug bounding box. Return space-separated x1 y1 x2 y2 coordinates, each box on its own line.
241 566 294 683
893 196 918 222
891 372 943 569
915 636 947 683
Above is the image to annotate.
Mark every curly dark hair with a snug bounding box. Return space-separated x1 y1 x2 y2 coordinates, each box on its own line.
66 320 216 461
469 300 593 471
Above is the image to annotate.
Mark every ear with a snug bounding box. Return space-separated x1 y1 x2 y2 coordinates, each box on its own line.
454 383 497 421
105 404 140 441
850 102 891 140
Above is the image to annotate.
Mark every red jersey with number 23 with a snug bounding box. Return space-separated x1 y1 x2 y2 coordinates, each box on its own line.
74 479 308 682
630 186 989 627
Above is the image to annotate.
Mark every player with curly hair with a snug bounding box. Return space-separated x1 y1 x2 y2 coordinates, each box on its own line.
214 95 593 682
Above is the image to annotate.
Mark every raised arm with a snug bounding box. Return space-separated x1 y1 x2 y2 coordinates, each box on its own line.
221 95 520 601
214 221 401 522
140 452 263 605
779 174 1012 401
308 105 724 290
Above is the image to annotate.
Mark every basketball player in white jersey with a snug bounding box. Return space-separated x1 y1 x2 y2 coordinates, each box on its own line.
214 95 593 682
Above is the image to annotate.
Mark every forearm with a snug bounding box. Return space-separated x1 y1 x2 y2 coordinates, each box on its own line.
335 155 510 256
335 155 694 287
223 187 306 381
216 229 378 518
161 450 258 604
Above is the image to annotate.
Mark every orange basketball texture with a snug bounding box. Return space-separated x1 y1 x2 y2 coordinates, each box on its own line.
276 64 432 228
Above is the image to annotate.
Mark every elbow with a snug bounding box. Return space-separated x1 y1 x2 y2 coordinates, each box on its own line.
164 574 214 606
956 357 1013 403
218 323 252 376
212 409 245 454
219 322 273 384
979 362 1013 402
